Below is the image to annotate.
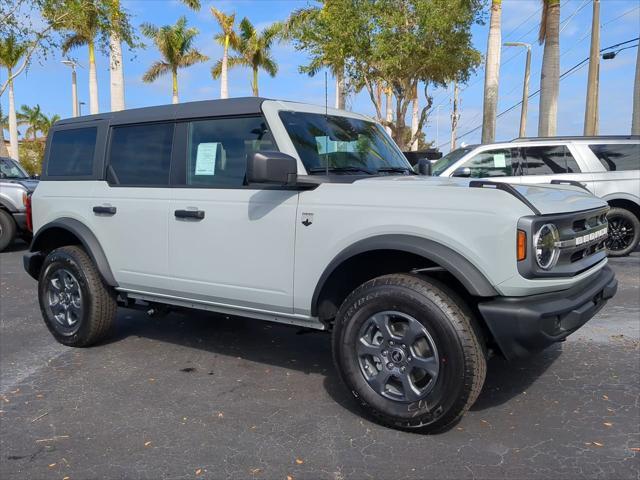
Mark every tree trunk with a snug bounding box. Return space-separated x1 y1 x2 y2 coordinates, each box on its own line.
411 84 419 151
632 41 640 135
220 35 229 99
481 0 501 144
0 105 9 158
538 0 560 137
451 80 460 150
583 0 600 135
172 69 179 104
385 88 393 135
88 40 99 114
109 31 125 111
7 69 19 160
252 68 259 97
335 66 345 109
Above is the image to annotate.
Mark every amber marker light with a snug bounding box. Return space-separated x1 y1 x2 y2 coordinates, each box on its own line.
517 230 527 261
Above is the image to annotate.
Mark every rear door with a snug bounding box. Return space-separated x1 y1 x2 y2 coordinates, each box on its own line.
519 144 596 191
167 115 298 313
90 122 174 292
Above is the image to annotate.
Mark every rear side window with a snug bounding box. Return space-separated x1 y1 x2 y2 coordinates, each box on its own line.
108 123 174 186
589 144 639 171
47 127 97 176
522 145 578 175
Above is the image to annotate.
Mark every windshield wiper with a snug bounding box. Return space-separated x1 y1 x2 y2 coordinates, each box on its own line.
308 166 375 175
376 167 416 175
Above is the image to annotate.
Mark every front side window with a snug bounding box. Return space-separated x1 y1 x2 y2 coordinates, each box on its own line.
47 127 96 177
460 149 516 177
279 111 412 174
108 123 174 186
184 116 275 187
522 145 575 175
432 147 474 176
589 144 639 172
0 158 29 179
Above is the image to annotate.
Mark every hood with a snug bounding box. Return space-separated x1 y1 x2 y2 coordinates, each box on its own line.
355 175 606 215
2 178 39 192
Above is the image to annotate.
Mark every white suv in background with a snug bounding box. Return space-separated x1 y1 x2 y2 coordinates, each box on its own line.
433 136 640 256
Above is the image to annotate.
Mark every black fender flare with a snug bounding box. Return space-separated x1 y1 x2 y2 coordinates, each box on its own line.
311 234 497 315
29 217 118 286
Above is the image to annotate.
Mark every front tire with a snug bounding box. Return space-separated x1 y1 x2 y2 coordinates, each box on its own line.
38 245 117 347
0 209 16 252
606 207 640 257
332 274 486 433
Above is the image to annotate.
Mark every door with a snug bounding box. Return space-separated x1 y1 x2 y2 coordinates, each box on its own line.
519 144 595 191
450 147 522 183
167 116 299 313
90 122 174 291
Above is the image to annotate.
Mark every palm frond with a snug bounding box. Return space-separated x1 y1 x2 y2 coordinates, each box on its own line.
142 61 170 83
180 50 208 68
140 22 159 39
239 17 255 41
260 55 278 77
61 33 89 55
181 0 201 11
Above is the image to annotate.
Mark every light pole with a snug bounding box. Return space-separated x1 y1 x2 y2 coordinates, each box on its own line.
61 60 79 117
79 101 86 116
584 0 600 135
504 42 531 138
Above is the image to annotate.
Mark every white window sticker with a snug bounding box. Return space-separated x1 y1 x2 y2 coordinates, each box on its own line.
195 143 218 175
493 152 506 168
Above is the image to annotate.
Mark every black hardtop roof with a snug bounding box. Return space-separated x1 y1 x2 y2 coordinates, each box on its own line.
55 97 269 126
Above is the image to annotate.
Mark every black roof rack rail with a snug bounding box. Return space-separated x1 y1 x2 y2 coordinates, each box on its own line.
550 179 589 191
469 180 541 215
510 135 640 142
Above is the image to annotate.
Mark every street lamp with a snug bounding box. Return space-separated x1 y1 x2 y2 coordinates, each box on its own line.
504 42 532 138
61 60 79 117
79 101 86 116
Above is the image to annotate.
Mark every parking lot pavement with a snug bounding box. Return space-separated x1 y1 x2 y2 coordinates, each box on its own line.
0 244 638 480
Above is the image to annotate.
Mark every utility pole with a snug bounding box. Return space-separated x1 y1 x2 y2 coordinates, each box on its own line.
584 0 600 135
633 42 640 135
61 60 79 117
450 81 460 150
504 42 531 138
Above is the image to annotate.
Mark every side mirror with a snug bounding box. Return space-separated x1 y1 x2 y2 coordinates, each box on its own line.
247 151 298 185
417 158 432 176
31 174 40 180
452 166 472 178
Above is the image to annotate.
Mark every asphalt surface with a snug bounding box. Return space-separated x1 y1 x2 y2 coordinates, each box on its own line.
0 242 638 480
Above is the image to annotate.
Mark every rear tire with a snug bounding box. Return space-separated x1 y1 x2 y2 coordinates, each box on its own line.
0 210 16 252
332 273 486 433
606 207 640 257
38 245 117 347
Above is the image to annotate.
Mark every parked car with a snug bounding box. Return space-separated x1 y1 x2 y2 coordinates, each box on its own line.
23 99 617 432
432 136 640 256
0 157 38 251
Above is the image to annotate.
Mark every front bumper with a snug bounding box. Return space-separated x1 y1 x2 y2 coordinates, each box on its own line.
478 265 617 360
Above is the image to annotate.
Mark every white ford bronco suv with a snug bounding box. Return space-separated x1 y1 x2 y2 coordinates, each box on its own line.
24 98 618 432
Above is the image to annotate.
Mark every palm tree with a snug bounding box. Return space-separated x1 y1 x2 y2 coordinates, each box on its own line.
481 0 501 144
60 1 102 114
0 35 27 160
17 105 43 141
39 113 61 138
107 0 125 112
211 7 237 99
538 0 561 136
212 18 281 97
141 16 208 104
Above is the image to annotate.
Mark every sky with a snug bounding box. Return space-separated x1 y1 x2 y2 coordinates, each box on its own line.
2 0 639 153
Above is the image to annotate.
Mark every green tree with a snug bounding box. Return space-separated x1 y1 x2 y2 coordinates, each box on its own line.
0 35 27 160
212 18 281 97
38 112 61 137
141 16 208 104
538 0 560 136
211 7 237 99
17 104 43 141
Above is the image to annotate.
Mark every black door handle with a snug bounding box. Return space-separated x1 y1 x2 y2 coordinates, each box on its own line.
93 205 117 215
174 209 205 220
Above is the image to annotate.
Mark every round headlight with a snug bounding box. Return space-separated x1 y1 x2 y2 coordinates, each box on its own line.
534 223 560 270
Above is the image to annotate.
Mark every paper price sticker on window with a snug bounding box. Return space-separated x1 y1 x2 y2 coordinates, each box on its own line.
195 143 219 175
493 153 506 168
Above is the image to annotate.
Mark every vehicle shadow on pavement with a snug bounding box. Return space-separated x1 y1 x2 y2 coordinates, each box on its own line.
2 241 29 253
106 306 564 427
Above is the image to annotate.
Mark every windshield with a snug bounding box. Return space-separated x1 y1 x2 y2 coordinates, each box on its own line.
279 111 412 174
432 147 474 176
0 158 29 179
